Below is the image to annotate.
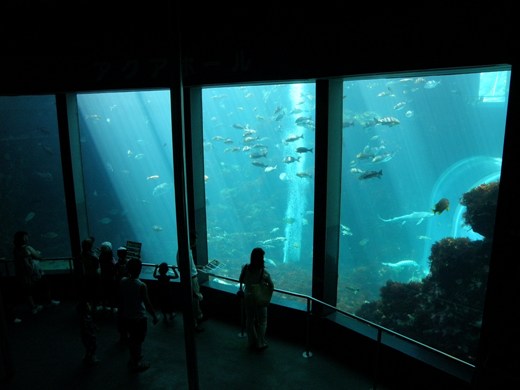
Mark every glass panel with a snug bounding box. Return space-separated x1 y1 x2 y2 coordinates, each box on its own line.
338 68 510 363
0 95 72 273
202 83 316 301
76 91 176 277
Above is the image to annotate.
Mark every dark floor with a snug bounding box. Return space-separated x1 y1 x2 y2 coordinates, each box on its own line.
2 300 384 390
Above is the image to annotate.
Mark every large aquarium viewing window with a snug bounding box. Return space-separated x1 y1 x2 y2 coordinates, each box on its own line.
338 68 510 363
201 84 316 299
0 95 72 271
0 66 511 371
76 91 178 267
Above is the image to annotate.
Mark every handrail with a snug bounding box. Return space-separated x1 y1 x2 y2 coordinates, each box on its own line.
0 256 76 277
0 258 475 387
204 272 475 389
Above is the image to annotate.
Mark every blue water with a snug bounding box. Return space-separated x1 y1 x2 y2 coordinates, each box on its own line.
77 91 177 263
201 83 316 286
72 70 509 308
338 71 509 305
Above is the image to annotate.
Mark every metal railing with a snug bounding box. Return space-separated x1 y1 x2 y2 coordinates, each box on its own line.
0 256 75 277
204 272 475 389
1 257 475 388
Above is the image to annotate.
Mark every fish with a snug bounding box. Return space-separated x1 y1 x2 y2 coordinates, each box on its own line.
381 260 419 269
393 102 407 110
41 232 58 239
375 116 400 127
260 237 286 245
356 152 375 160
296 172 312 179
146 175 160 180
152 225 163 232
283 156 301 164
264 165 277 173
433 198 450 214
296 147 313 154
274 112 285 121
243 129 257 137
378 211 434 225
99 217 112 225
340 224 352 236
25 211 36 222
212 278 239 287
224 147 241 153
295 117 315 129
371 152 394 163
249 150 268 159
358 170 382 180
152 182 172 197
252 161 268 168
284 134 304 143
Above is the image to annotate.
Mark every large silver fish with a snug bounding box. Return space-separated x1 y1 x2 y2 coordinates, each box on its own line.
381 260 419 269
378 211 434 225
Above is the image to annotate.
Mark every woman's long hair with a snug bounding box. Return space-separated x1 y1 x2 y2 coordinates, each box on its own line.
249 247 265 270
13 230 28 249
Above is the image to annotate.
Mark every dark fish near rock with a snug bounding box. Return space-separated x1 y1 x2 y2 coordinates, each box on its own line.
432 198 450 214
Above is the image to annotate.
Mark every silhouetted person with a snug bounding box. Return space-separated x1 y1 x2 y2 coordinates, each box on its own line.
239 247 274 351
77 300 99 366
80 237 100 310
13 231 60 315
118 258 158 372
98 241 116 312
176 234 204 332
153 262 179 324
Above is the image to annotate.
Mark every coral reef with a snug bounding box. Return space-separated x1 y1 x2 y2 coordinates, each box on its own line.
355 181 499 362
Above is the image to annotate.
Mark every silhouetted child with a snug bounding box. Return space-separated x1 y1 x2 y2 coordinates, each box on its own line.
119 258 159 372
153 262 179 324
98 241 116 312
77 300 99 366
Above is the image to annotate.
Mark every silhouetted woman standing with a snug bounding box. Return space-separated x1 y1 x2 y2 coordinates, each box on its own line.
239 247 274 350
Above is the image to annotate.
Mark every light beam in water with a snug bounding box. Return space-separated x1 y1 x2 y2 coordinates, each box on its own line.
282 83 312 263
